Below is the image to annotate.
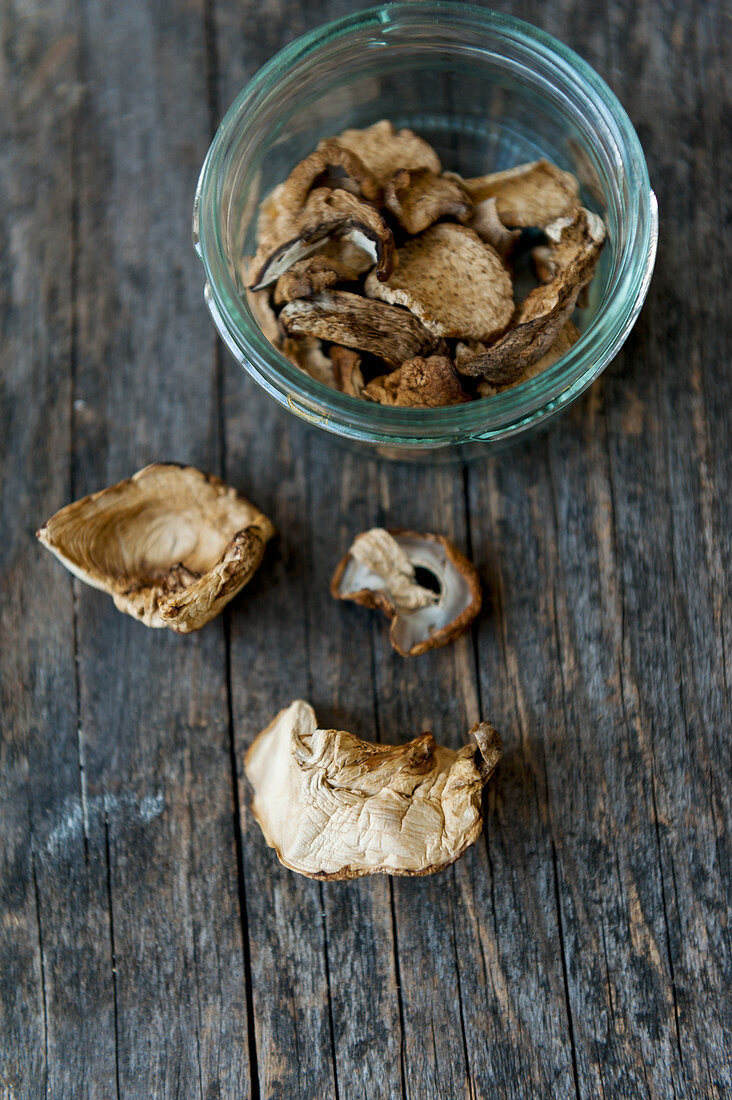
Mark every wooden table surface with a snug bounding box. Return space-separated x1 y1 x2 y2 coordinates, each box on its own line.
2 0 730 1096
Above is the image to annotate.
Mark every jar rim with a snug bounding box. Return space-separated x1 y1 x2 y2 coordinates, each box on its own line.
194 1 658 446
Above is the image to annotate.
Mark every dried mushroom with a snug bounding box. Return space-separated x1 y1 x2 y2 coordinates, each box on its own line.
245 700 502 879
326 120 442 186
456 207 605 382
365 223 514 341
454 159 579 227
363 355 469 408
467 196 521 260
330 345 365 397
331 527 481 657
250 188 394 290
384 168 471 235
280 290 441 367
281 335 337 388
278 140 381 209
36 464 274 633
245 123 607 406
476 321 581 397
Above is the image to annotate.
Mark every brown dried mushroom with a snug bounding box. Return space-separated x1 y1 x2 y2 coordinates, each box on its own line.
476 321 581 397
384 168 471 235
326 120 442 186
280 290 441 368
454 158 579 227
363 355 469 408
245 699 502 879
36 464 274 633
331 527 481 657
456 207 605 382
245 123 607 406
365 223 514 342
250 188 394 290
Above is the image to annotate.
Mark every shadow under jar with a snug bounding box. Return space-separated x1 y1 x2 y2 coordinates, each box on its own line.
193 2 658 462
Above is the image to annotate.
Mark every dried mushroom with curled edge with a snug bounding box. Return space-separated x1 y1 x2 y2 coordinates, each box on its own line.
36 464 274 633
363 355 469 408
245 700 502 879
243 121 607 406
331 527 481 657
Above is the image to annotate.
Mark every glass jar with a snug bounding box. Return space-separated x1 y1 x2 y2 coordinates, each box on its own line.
193 2 658 461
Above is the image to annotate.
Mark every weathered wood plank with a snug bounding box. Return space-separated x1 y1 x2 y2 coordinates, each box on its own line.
68 0 251 1096
0 5 119 1098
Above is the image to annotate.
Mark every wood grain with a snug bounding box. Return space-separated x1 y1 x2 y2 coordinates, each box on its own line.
1 0 730 1097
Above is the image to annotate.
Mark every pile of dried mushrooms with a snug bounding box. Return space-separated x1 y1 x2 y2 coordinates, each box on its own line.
246 120 606 407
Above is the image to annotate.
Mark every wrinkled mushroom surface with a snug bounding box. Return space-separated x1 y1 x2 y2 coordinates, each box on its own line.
326 120 442 186
250 188 394 290
245 700 502 879
36 464 274 633
456 207 605 381
332 527 481 656
365 224 514 341
363 355 469 408
280 290 441 367
384 168 471 235
476 321 581 396
454 159 579 227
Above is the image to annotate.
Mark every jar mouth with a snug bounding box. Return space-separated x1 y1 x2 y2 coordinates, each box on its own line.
194 1 658 447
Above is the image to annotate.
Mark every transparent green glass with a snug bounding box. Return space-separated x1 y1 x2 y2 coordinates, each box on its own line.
193 2 658 460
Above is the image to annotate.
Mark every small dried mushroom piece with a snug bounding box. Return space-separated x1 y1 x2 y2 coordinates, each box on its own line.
273 239 373 305
384 168 471 235
250 188 394 290
36 464 275 633
281 335 337 388
278 140 382 209
467 196 521 260
476 321 581 397
365 223 514 342
280 290 441 368
332 527 481 657
245 699 502 879
455 158 580 228
363 355 469 408
326 120 442 187
329 345 365 397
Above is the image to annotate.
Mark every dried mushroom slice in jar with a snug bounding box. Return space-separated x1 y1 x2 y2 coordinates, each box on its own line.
245 700 502 879
329 345 366 397
272 238 373 305
281 335 337 388
280 290 442 368
456 207 605 382
36 464 275 633
363 355 469 408
331 527 481 657
453 158 580 228
476 321 581 397
384 168 472 236
365 223 514 342
326 119 442 187
250 188 394 290
466 196 521 261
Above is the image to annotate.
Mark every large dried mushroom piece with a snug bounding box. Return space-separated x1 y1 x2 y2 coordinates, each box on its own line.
331 528 481 656
245 700 502 879
244 123 607 406
36 464 274 633
280 290 441 367
454 158 579 227
366 224 514 341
